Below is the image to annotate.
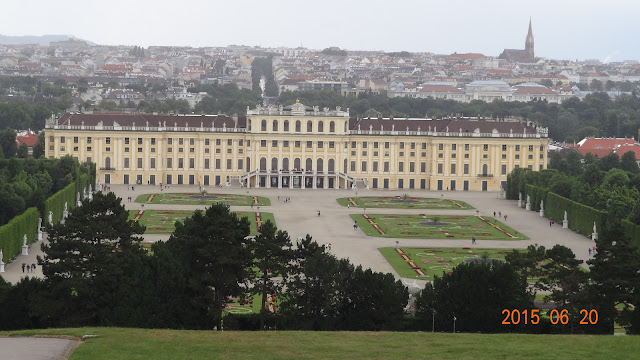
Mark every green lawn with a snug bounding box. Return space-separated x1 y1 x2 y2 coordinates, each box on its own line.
2 328 639 360
134 193 271 206
352 214 527 240
337 196 473 209
129 210 275 236
380 247 518 279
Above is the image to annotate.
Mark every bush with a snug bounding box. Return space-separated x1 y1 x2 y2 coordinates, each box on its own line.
0 207 39 262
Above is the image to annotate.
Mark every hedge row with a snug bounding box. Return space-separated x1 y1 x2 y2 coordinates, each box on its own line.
543 191 607 238
44 182 77 225
524 184 549 212
0 207 39 263
622 220 640 249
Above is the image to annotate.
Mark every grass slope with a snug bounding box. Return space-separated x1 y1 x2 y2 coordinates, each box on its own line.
337 196 473 209
352 214 527 240
2 328 638 360
129 210 275 236
135 193 271 206
379 246 517 279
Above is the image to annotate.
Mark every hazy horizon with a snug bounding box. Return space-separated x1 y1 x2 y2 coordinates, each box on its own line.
2 0 639 62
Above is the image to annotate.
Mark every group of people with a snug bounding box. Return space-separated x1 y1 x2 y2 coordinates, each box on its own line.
492 210 508 221
277 196 292 203
21 263 36 273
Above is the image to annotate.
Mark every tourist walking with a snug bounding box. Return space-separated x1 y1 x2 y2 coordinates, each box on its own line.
21 263 25 273
472 237 476 245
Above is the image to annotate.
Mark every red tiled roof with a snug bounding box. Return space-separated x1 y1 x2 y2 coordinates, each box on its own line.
349 117 538 133
56 113 246 129
613 143 640 159
16 131 39 147
577 138 637 158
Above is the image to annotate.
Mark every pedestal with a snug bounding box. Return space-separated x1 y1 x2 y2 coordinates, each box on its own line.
562 220 568 229
539 210 544 217
0 262 5 273
592 232 598 241
22 244 29 256
517 200 522 207
525 204 531 211
37 230 43 241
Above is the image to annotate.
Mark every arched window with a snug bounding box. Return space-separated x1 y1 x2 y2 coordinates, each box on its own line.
282 158 289 170
284 120 289 132
105 157 111 169
318 121 324 132
246 157 251 171
271 157 278 170
328 158 335 172
261 120 267 131
307 121 313 133
482 164 488 175
294 158 301 170
317 158 324 172
329 121 335 133
295 120 301 132
260 157 267 171
272 120 278 132
305 158 313 171
248 119 252 131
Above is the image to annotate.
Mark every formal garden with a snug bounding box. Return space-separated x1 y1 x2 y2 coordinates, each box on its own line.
134 193 271 206
337 196 473 209
129 209 275 236
379 247 518 279
351 214 527 240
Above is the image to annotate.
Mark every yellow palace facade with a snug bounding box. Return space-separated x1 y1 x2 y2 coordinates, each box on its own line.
44 102 548 191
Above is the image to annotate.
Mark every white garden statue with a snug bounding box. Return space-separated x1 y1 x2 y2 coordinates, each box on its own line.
22 234 29 256
48 211 53 225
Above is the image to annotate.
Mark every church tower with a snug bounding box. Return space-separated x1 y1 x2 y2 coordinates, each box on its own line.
525 18 534 61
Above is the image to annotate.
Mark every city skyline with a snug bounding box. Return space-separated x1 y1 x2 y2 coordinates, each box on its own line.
2 0 639 62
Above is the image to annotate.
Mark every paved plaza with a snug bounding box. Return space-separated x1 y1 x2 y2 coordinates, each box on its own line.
0 185 601 359
2 184 597 285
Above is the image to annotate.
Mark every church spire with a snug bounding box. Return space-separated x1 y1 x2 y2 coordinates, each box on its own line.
525 17 534 61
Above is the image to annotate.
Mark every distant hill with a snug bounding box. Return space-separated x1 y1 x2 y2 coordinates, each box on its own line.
0 34 96 46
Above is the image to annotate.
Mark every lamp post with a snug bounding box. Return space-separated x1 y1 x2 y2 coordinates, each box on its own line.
476 210 479 217
432 309 437 332
453 316 457 333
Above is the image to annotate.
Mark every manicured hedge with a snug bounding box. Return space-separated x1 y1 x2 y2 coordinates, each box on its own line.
525 184 548 212
0 207 39 263
545 192 606 238
44 183 76 225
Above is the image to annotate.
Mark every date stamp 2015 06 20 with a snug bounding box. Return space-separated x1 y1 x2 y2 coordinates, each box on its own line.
501 309 599 325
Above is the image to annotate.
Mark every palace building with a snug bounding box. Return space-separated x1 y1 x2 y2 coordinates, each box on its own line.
44 101 549 191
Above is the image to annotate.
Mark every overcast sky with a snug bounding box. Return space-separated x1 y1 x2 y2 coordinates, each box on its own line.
1 0 638 61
